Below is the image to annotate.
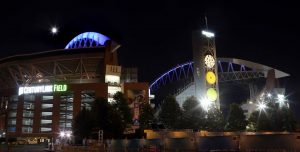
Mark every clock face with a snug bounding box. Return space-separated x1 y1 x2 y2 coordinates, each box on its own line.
207 88 217 101
206 71 216 84
204 55 215 68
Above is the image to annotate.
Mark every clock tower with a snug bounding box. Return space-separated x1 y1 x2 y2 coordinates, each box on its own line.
192 30 220 110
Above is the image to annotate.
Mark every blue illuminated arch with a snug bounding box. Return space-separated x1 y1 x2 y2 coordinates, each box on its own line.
149 58 290 93
65 32 110 49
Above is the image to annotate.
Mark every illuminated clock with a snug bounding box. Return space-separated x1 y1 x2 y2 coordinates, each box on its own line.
207 88 218 101
206 71 216 84
204 54 215 68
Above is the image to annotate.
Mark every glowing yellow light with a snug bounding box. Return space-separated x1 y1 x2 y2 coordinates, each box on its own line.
206 88 218 101
206 71 216 84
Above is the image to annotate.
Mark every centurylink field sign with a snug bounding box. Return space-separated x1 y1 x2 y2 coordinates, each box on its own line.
18 84 67 95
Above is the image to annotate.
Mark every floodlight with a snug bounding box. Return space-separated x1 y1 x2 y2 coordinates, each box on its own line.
66 133 71 138
200 97 212 111
257 102 267 111
202 30 215 38
277 94 285 107
60 131 65 137
277 94 285 102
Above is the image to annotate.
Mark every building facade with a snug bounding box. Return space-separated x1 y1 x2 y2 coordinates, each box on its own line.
0 32 149 141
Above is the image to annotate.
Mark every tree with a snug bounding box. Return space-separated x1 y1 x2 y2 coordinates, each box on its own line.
247 103 296 132
158 95 182 129
112 92 133 126
139 102 155 129
204 106 225 131
91 98 111 130
73 107 94 141
280 107 296 131
269 103 296 131
248 110 272 131
225 103 247 131
180 96 205 129
91 97 124 138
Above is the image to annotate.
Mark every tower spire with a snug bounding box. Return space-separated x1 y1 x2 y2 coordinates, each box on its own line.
205 14 208 30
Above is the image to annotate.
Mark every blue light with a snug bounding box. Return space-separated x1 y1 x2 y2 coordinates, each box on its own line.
149 62 193 91
65 32 110 49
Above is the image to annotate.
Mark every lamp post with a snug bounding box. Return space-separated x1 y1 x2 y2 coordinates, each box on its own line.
59 130 72 147
98 130 103 144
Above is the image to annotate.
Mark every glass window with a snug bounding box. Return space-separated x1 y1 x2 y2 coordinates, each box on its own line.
41 127 52 132
60 103 73 111
59 114 73 120
23 102 34 110
7 119 16 125
23 110 34 117
42 95 53 101
81 90 95 110
11 95 18 102
59 122 72 128
41 119 52 125
22 118 33 126
9 111 17 117
8 127 16 132
40 95 53 133
22 127 33 133
41 104 53 109
9 103 18 109
24 95 35 101
41 112 52 117
59 92 73 130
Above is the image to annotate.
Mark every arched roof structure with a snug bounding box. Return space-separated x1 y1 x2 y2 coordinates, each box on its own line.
65 32 110 49
150 58 289 92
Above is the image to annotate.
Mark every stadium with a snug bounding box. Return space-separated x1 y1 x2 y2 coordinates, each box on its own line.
0 32 149 142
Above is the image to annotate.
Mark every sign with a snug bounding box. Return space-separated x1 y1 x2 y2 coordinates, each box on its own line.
53 84 67 92
18 84 67 95
105 65 121 76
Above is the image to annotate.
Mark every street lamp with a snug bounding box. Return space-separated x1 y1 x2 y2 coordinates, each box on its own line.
59 130 72 147
276 94 286 108
257 102 267 112
201 30 215 38
60 131 65 137
66 133 71 138
200 97 212 112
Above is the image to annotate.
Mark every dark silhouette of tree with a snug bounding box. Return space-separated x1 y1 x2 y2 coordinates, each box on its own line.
139 102 155 129
91 97 124 138
248 110 272 131
281 107 296 131
158 95 182 129
180 96 205 129
73 107 93 141
204 106 225 131
112 92 133 127
248 103 296 131
225 103 247 131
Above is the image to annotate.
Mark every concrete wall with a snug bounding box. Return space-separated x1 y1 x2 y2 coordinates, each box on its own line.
240 134 300 151
141 131 300 151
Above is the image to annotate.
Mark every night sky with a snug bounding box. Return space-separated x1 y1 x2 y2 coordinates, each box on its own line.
0 1 299 111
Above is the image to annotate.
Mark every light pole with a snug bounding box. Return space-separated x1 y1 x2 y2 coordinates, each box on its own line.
98 130 103 144
59 130 72 147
